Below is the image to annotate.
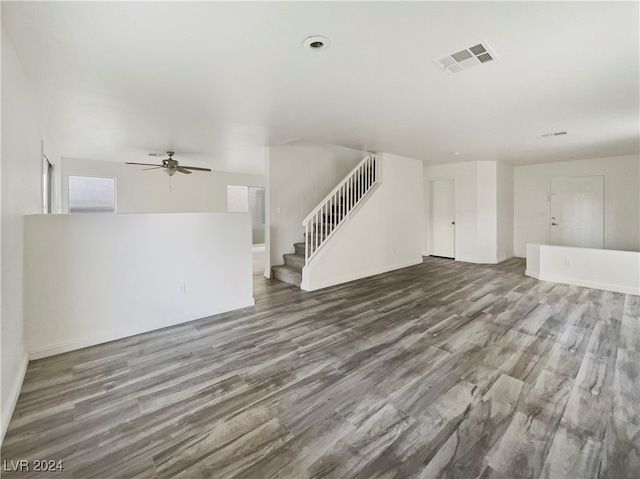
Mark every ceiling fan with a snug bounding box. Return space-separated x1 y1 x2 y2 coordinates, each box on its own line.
126 151 212 176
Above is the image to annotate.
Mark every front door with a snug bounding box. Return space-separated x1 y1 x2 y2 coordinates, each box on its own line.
549 175 604 248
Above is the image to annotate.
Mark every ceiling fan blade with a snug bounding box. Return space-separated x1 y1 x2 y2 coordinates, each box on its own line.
148 153 167 157
180 166 212 172
126 162 163 167
177 167 192 174
142 166 164 171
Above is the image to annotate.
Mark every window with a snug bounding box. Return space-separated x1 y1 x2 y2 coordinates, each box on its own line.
227 185 265 228
68 176 116 213
227 185 250 213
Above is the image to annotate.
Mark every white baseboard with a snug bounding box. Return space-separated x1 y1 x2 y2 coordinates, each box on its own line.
1 350 29 444
455 256 498 264
301 257 423 292
28 298 255 360
525 269 540 279
538 273 639 295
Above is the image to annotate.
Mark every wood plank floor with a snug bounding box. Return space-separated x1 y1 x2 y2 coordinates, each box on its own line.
2 255 639 478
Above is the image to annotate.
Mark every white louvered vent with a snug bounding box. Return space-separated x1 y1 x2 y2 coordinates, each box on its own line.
538 131 568 138
433 41 498 75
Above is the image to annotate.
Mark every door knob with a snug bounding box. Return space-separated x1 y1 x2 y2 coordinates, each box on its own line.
451 221 455 225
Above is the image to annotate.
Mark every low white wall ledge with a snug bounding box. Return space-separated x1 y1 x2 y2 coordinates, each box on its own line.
24 212 254 359
526 243 639 295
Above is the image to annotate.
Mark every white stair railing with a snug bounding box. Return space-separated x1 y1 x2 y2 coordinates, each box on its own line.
302 154 380 264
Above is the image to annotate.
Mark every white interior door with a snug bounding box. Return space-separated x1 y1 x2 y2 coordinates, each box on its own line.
549 175 604 248
430 179 455 258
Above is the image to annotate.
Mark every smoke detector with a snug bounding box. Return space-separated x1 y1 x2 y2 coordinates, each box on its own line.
433 41 498 75
303 36 331 52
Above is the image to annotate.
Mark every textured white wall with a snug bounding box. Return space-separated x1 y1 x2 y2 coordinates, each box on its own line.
302 153 424 291
61 157 265 214
24 213 254 359
267 141 364 275
1 29 49 441
513 156 640 256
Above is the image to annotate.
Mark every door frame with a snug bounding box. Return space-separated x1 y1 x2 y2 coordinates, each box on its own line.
42 153 54 214
429 177 456 259
547 174 605 248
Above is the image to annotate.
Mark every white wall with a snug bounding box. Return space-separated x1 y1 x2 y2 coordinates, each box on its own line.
497 162 514 262
476 161 498 263
513 155 640 257
61 157 264 214
302 153 424 291
267 141 364 274
24 213 254 359
425 160 511 264
526 244 639 295
1 28 54 441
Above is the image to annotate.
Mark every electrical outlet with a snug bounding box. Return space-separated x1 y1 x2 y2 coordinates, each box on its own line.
536 211 545 217
565 258 572 266
276 207 281 214
179 283 187 295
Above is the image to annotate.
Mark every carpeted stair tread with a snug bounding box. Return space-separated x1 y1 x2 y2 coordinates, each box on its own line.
272 264 302 287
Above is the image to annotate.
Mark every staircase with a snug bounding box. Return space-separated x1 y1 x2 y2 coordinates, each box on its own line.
272 242 306 287
272 154 380 288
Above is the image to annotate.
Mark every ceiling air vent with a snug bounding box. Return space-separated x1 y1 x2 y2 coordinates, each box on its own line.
433 41 498 75
539 131 568 138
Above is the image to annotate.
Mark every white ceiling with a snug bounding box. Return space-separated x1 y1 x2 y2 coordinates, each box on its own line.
3 1 639 174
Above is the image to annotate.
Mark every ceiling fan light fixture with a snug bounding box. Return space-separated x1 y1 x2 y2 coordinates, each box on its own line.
166 168 177 176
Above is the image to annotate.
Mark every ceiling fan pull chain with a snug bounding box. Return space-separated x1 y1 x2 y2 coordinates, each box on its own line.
169 175 172 192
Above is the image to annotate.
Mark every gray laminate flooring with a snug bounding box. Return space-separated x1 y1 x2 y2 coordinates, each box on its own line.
2 255 639 478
